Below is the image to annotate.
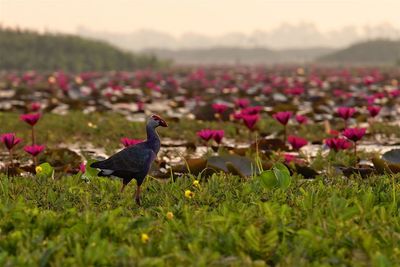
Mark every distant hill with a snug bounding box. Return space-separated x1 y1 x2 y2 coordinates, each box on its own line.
146 47 335 65
78 23 400 51
0 27 163 72
318 39 400 65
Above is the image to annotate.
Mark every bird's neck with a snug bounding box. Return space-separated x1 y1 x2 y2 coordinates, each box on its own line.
146 124 161 153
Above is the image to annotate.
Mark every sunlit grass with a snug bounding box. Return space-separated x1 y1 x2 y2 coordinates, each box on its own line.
0 172 399 266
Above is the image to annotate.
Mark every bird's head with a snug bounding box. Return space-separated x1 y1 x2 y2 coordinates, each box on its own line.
148 114 168 128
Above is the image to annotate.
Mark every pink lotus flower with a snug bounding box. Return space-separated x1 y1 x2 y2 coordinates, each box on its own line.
234 98 250 109
389 89 400 97
20 113 41 126
287 135 308 150
336 107 356 120
273 111 292 125
212 103 228 114
197 129 214 142
212 130 224 144
295 115 308 124
367 106 381 117
242 114 260 130
342 128 366 142
79 163 86 173
1 133 22 150
232 112 243 120
121 138 143 147
284 87 304 96
24 144 45 157
30 102 41 112
325 138 352 151
241 106 262 115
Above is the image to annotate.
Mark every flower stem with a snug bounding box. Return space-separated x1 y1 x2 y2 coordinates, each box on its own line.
7 149 13 177
353 142 357 165
31 126 35 145
33 156 37 167
283 125 287 143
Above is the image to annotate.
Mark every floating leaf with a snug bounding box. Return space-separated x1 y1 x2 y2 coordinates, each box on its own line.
382 149 400 164
207 155 255 177
372 157 391 174
293 164 319 179
340 167 376 179
252 138 288 151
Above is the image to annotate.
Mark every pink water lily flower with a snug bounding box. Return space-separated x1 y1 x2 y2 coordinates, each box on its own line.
273 111 292 125
1 133 22 150
367 106 381 117
342 128 366 142
234 98 250 109
325 138 352 151
241 106 262 115
212 103 228 114
287 135 308 150
20 113 41 126
295 115 308 124
242 114 260 130
212 130 224 144
284 87 304 96
121 138 143 147
197 129 214 142
24 144 45 156
336 107 356 120
30 102 41 112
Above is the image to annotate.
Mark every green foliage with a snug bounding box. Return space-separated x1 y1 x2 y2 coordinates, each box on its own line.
258 162 291 190
0 173 399 265
83 160 99 180
0 27 165 71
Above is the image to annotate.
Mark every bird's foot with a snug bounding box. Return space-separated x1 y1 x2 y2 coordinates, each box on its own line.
135 197 141 206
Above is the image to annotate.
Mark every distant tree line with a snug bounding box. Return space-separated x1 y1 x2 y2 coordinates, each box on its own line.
0 27 167 72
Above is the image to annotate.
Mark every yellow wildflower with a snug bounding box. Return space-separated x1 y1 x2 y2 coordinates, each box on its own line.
141 233 149 243
192 180 200 188
185 190 195 199
35 166 43 174
166 212 174 220
87 122 97 129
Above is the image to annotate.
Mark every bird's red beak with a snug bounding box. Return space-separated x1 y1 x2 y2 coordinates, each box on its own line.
159 119 168 127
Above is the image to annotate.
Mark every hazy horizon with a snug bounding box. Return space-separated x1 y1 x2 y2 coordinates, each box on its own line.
1 0 400 37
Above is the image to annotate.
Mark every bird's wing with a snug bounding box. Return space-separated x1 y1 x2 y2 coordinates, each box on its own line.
93 144 156 173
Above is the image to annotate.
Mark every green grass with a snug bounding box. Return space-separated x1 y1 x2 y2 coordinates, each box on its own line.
0 173 399 266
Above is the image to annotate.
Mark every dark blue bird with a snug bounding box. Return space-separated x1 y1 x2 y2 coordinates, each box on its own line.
91 114 168 205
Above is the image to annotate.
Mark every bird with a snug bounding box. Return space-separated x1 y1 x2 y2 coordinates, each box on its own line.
90 114 168 205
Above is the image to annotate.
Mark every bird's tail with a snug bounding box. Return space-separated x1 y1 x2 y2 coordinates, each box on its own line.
90 161 114 176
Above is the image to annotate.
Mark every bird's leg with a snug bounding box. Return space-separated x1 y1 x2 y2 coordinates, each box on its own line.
135 185 141 205
120 183 126 193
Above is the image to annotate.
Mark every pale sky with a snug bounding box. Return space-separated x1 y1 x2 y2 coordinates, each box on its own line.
1 0 399 36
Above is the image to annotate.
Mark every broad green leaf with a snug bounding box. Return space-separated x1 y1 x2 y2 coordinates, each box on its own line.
36 162 54 179
259 170 278 189
273 163 291 190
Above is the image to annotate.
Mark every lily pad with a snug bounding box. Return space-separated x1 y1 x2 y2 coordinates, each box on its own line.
172 158 207 175
293 164 319 179
372 157 391 174
207 155 256 177
252 138 288 151
382 149 400 164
